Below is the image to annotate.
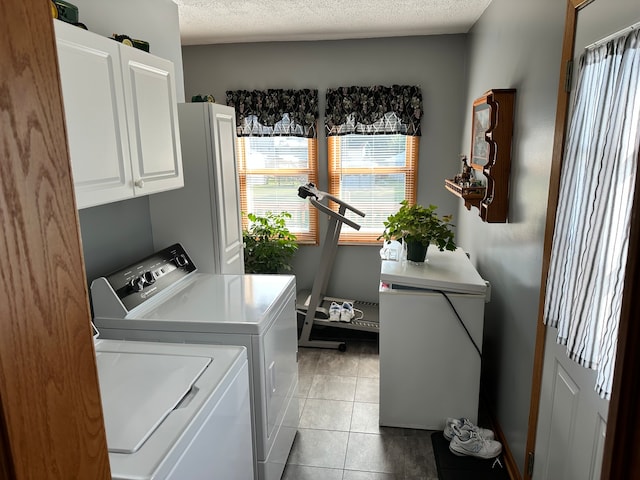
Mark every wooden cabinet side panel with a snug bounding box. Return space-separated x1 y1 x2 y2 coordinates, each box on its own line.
0 3 110 479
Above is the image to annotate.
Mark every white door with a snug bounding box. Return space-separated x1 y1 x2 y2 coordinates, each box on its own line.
534 1 640 478
534 326 609 480
119 46 183 195
209 104 244 274
55 20 133 208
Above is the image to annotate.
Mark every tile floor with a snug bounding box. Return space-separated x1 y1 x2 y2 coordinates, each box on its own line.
283 339 439 480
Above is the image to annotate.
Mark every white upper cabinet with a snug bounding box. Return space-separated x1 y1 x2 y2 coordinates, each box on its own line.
55 20 132 208
119 45 183 196
54 20 183 209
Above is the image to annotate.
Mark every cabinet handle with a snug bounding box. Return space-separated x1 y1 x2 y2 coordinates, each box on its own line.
134 179 144 188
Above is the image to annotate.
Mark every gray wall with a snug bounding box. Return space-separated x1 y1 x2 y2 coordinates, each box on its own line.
70 0 185 101
458 0 570 473
182 36 469 302
79 197 154 282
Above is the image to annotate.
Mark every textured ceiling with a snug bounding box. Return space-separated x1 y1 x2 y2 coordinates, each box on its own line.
175 0 493 46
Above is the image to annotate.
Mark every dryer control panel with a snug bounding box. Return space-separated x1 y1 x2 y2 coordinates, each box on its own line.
100 243 197 312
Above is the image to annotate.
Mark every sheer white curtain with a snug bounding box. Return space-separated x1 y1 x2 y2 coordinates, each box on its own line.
544 29 640 399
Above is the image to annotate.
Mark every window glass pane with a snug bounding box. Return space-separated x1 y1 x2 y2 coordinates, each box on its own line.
238 135 318 243
245 137 309 170
328 134 418 243
338 173 406 232
340 135 407 168
245 174 312 234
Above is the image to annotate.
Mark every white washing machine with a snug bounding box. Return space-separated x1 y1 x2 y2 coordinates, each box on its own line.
94 339 253 479
91 244 299 480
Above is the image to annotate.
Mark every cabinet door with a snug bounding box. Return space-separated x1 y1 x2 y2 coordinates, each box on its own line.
119 46 183 196
209 105 244 274
54 20 133 208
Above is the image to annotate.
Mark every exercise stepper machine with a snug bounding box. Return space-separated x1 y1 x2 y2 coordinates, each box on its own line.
296 183 380 351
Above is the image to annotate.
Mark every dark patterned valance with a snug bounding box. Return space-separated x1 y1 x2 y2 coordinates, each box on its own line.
325 85 423 136
226 89 318 138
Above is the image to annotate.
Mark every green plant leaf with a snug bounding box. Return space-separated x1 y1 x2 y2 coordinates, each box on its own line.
377 201 456 252
243 211 298 273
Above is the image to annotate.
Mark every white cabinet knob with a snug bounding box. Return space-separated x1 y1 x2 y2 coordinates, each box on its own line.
134 179 145 188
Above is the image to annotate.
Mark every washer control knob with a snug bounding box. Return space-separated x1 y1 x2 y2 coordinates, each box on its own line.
174 254 188 267
129 276 145 292
143 271 155 284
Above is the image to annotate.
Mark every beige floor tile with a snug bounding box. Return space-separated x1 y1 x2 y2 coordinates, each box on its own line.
298 397 306 421
355 376 379 403
350 402 381 434
297 373 314 398
288 341 441 479
357 354 379 378
298 348 321 374
316 350 360 376
344 432 406 474
286 428 349 469
342 471 398 480
308 374 357 401
298 398 354 431
282 464 343 480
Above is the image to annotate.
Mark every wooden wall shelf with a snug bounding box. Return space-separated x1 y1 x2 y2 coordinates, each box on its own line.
444 179 486 210
446 89 516 223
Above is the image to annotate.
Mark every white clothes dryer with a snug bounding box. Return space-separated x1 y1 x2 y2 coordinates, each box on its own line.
94 339 253 480
91 244 299 480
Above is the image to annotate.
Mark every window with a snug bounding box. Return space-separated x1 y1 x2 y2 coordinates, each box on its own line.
237 131 318 243
328 133 418 243
325 85 423 243
227 89 319 244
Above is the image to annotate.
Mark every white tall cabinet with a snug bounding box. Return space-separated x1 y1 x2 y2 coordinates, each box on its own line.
149 103 244 275
54 20 183 209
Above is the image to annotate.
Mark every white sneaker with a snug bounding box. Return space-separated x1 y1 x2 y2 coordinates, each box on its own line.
328 302 341 321
443 417 495 441
340 302 355 322
449 425 502 459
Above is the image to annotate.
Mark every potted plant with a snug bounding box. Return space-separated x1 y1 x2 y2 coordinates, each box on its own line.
243 211 298 274
378 200 456 263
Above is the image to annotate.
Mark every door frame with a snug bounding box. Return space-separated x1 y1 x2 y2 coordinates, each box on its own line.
525 1 640 479
0 0 110 477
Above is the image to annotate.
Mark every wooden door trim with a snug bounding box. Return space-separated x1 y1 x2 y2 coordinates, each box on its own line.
526 0 639 479
525 1 592 472
0 0 110 477
602 149 640 478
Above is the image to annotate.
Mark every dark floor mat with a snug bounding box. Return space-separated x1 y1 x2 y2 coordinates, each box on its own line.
431 431 510 480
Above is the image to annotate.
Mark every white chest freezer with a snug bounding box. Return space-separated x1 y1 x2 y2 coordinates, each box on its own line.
378 248 488 430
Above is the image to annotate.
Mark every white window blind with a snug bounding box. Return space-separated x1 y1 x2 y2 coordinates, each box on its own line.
328 134 418 243
238 135 318 244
